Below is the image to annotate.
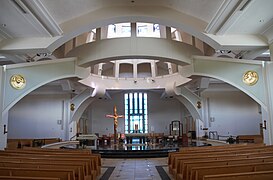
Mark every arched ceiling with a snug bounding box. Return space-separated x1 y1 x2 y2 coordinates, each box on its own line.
0 0 272 98
40 0 223 24
0 0 272 65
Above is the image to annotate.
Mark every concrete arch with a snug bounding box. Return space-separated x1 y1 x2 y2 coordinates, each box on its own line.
176 95 201 121
191 55 266 109
176 87 202 121
2 58 89 114
67 37 203 67
50 5 210 52
70 89 95 123
164 81 201 121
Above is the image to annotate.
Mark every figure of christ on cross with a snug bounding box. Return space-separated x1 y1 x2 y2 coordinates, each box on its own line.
106 106 124 144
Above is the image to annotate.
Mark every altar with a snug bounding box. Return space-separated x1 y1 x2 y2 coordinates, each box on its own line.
125 133 149 144
76 134 97 149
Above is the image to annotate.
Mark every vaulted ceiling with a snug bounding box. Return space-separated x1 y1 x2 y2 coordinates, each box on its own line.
0 0 272 99
0 0 272 65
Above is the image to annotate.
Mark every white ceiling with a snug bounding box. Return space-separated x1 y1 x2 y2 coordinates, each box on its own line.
0 0 272 64
0 1 46 38
40 0 224 24
225 0 273 35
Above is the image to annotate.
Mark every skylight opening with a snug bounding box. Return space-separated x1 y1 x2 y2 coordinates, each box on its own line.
107 23 131 38
171 27 176 33
137 23 160 38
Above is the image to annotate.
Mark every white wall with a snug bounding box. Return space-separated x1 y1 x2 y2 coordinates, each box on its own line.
7 86 261 140
88 94 125 136
148 92 182 134
202 90 261 136
88 91 183 136
8 94 70 140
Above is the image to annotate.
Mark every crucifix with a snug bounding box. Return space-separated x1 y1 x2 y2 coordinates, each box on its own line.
106 106 124 144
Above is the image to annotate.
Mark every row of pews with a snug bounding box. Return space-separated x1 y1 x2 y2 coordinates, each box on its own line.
0 147 101 180
7 138 62 149
168 143 273 180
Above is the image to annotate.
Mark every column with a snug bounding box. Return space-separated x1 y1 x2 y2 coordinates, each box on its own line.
96 28 101 41
150 61 156 77
98 63 103 76
192 36 196 47
166 26 172 40
131 22 136 38
269 43 273 61
114 61 120 78
133 61 137 79
263 61 273 144
100 26 108 39
0 66 6 149
167 62 173 74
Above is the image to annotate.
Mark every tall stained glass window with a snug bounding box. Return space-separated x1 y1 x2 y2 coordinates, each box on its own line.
124 92 148 133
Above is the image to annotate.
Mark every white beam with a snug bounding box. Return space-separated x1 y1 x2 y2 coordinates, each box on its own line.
205 34 268 50
0 36 61 54
269 43 273 61
242 47 269 60
17 0 63 36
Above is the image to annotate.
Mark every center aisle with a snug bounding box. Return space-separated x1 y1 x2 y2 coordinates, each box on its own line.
99 157 174 180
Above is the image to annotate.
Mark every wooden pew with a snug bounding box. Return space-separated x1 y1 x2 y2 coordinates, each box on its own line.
0 177 60 180
169 144 273 180
0 155 96 180
174 154 249 179
236 135 263 144
4 148 101 175
174 150 273 179
191 161 273 180
0 161 84 180
178 156 273 180
0 150 100 177
169 143 265 172
170 144 272 176
0 159 87 179
203 170 273 180
0 167 74 180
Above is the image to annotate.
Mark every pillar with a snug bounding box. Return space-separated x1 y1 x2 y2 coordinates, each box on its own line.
262 61 273 144
96 28 101 41
133 61 137 78
150 61 156 78
269 43 273 61
98 63 103 76
0 66 6 149
101 26 108 39
159 25 166 38
166 27 172 40
131 23 136 38
167 62 173 74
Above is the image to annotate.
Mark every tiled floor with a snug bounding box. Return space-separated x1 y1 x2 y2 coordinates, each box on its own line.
97 139 227 179
98 157 174 180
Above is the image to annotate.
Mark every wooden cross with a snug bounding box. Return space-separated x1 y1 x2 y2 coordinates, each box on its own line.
106 105 124 144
